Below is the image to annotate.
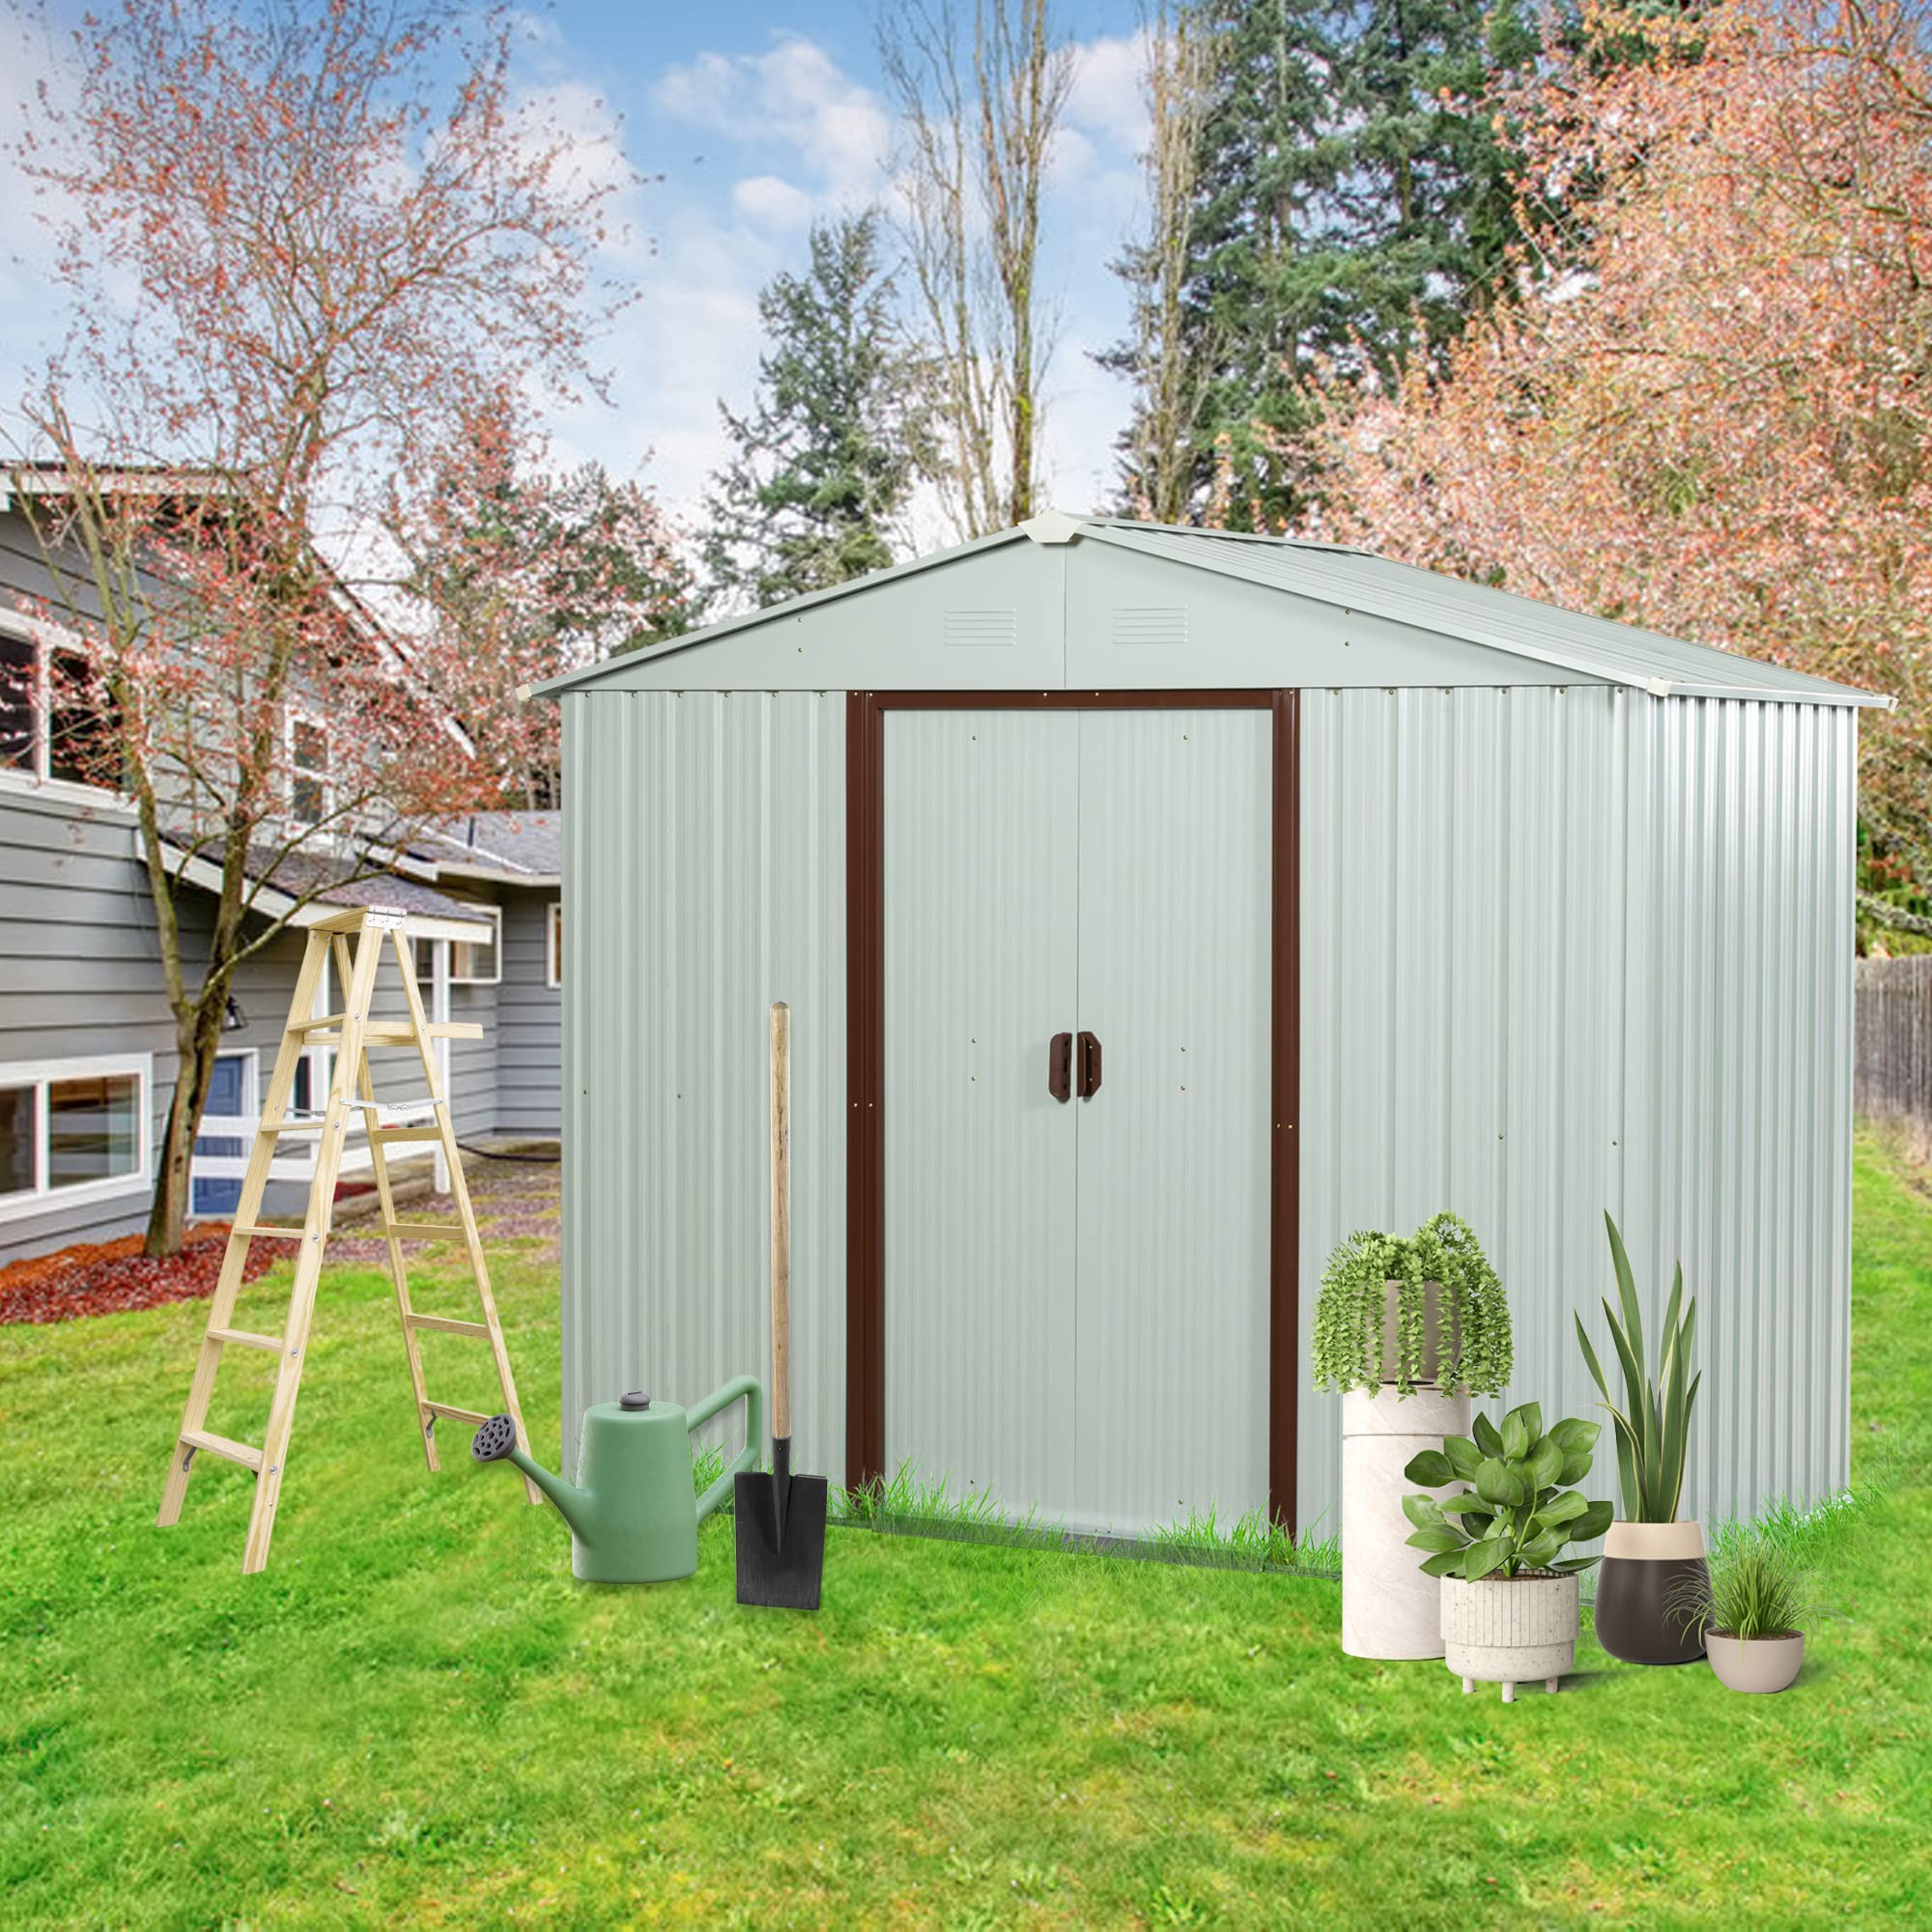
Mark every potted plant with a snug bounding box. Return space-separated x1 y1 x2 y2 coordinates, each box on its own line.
1574 1211 1707 1664
1668 1533 1826 1694
1314 1212 1513 1661
1403 1403 1614 1701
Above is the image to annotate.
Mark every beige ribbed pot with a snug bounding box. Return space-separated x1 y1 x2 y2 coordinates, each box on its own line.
1441 1571 1579 1702
1705 1632 1804 1693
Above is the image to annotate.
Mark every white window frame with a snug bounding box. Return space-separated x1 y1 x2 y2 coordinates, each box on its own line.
285 708 332 828
0 609 136 815
189 1045 327 1205
448 904 502 986
0 1052 154 1226
546 898 562 989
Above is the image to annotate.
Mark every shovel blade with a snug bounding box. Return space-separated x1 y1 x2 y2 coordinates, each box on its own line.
734 1468 828 1610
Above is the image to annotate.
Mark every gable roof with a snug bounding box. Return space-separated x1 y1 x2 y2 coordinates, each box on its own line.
532 513 1889 709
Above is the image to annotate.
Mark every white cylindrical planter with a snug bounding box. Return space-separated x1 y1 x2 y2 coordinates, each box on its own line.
1341 1385 1470 1659
1441 1572 1580 1701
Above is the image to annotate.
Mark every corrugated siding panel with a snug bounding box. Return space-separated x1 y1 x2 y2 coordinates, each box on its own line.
1072 709 1271 1531
561 691 845 1480
882 710 1081 1518
1299 688 1851 1537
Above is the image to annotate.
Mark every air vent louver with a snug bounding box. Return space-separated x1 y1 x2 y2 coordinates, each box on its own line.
943 609 1018 647
1112 606 1188 649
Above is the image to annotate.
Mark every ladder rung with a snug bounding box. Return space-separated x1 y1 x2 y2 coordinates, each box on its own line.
345 1100 440 1126
369 1126 445 1143
180 1430 264 1472
407 1314 490 1337
230 1223 304 1239
258 1118 327 1135
287 1012 350 1033
384 1222 466 1239
207 1326 284 1351
298 1022 482 1046
421 1402 493 1427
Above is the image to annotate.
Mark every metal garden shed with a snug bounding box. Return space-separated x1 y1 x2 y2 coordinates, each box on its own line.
537 511 1885 1541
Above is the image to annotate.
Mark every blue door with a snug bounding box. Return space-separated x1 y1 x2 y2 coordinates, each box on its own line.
190 1052 250 1217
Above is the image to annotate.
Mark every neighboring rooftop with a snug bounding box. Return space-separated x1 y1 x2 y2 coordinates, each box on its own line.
402 812 561 884
160 837 499 942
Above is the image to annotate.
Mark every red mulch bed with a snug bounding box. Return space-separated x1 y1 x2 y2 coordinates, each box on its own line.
0 1223 279 1327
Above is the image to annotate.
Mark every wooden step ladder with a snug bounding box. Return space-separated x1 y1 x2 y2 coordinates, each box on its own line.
157 903 541 1574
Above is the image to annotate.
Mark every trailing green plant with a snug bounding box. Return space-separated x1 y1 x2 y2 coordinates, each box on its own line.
1575 1212 1702 1522
1402 1403 1614 1581
1311 1210 1512 1397
1667 1531 1833 1643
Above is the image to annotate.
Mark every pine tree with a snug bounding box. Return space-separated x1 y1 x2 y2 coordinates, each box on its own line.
1178 0 1337 530
1112 0 1539 530
702 212 926 610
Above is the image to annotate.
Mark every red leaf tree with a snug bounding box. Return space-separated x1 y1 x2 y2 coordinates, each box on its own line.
1318 0 1932 908
8 0 637 1252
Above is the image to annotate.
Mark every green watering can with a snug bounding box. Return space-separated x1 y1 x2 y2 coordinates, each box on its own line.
471 1378 763 1583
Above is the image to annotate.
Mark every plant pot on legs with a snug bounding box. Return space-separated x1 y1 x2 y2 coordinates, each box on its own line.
1442 1571 1578 1701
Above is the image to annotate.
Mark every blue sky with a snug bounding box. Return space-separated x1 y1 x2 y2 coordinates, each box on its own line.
3 0 1155 546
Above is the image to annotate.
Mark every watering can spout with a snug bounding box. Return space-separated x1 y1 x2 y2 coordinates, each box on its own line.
469 1413 599 1543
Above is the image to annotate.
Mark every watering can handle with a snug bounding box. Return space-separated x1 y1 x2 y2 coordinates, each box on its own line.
689 1374 764 1523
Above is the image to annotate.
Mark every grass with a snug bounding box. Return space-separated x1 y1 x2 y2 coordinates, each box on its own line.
2 1137 1929 1926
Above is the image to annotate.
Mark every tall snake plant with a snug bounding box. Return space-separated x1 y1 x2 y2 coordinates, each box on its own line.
1574 1213 1701 1523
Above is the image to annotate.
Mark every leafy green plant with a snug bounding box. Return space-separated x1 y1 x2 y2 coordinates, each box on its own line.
1311 1210 1512 1397
1668 1532 1833 1642
1574 1212 1702 1521
1402 1402 1614 1580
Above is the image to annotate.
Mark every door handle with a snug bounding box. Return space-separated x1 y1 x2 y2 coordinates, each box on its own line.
1076 1030 1102 1099
1048 1031 1072 1102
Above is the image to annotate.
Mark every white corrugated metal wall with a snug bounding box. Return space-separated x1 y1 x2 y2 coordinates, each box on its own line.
562 682 1855 1533
1297 686 1854 1535
561 691 847 1480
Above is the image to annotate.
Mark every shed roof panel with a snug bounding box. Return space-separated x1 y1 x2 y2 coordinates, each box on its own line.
534 516 1887 708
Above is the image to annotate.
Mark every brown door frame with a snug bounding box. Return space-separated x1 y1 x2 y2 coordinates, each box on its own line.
845 689 1300 1530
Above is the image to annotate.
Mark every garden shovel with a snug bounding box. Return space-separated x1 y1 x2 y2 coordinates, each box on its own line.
735 1001 827 1610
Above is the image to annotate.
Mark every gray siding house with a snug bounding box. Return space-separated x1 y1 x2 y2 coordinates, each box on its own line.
0 500 562 1267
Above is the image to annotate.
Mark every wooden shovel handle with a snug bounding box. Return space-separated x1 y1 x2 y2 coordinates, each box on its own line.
769 1001 791 1440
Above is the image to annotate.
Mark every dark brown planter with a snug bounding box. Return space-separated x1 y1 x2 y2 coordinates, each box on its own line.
1594 1520 1708 1665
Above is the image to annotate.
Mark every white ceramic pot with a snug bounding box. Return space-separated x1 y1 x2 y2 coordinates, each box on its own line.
1441 1571 1579 1702
1705 1631 1804 1693
1341 1383 1470 1659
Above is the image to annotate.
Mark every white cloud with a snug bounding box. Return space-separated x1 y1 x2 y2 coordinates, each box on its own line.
732 174 816 230
652 36 893 210
1065 32 1150 156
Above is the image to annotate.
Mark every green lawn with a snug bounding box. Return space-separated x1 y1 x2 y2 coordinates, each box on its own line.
4 1142 1929 1928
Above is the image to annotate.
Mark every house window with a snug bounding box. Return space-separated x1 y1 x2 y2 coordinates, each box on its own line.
0 620 124 794
0 1055 151 1223
449 907 501 986
289 715 329 826
546 899 562 989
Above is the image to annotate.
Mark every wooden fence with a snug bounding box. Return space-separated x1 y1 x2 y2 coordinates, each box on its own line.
1855 956 1932 1154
